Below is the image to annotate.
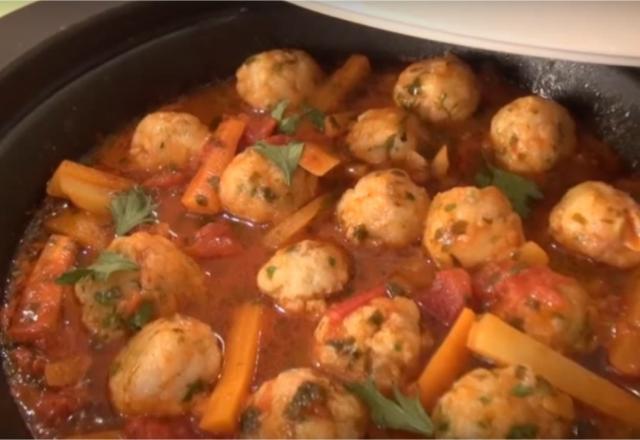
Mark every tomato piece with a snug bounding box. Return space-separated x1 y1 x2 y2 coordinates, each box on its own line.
143 170 187 188
123 416 197 439
327 286 386 322
185 220 243 259
262 134 293 146
34 387 87 425
10 346 46 378
417 268 472 326
239 114 277 149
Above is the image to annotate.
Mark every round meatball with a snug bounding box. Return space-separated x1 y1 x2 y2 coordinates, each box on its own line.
474 262 594 353
236 49 323 110
336 169 430 247
393 55 479 123
219 148 318 224
257 240 350 314
423 186 525 268
75 232 207 340
109 315 222 416
549 181 640 268
433 365 574 439
489 96 576 174
346 107 428 178
239 368 366 439
130 111 209 171
313 296 428 390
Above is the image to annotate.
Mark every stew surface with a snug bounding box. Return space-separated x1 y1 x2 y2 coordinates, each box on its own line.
3 50 640 439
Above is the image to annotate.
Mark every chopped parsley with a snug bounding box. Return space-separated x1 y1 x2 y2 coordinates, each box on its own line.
475 163 543 218
253 141 304 186
56 251 139 285
110 186 156 236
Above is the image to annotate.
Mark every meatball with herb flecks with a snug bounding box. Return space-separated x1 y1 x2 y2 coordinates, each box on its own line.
240 368 367 439
489 95 576 174
336 169 429 247
393 55 479 123
236 49 323 110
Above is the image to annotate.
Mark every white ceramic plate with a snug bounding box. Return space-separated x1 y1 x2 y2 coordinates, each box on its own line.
292 1 640 66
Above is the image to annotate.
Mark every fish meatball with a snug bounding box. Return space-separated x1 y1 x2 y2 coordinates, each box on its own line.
549 181 640 268
346 107 428 176
219 148 318 224
257 240 350 314
433 365 574 439
336 169 430 247
490 96 576 174
236 49 323 110
393 55 480 123
240 368 366 439
75 232 207 340
130 111 209 171
109 315 221 416
423 186 525 268
474 262 594 353
313 296 427 390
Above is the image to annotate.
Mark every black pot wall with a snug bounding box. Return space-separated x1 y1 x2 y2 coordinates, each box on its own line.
1 2 639 437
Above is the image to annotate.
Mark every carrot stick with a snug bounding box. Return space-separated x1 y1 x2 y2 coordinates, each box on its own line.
199 303 264 434
418 308 476 410
9 235 78 342
263 194 333 249
47 161 133 216
181 117 247 215
467 313 640 428
309 54 371 113
299 142 340 176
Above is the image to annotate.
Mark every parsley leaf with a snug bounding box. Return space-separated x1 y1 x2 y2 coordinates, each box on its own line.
475 163 543 218
270 100 325 134
110 186 156 236
56 251 139 285
253 141 304 186
127 300 154 331
347 378 433 436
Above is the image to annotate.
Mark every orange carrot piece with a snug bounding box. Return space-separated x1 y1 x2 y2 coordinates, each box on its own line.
418 308 476 410
263 194 333 249
199 303 264 434
9 235 78 342
47 161 133 216
299 142 340 176
181 117 247 215
45 354 92 388
309 54 371 113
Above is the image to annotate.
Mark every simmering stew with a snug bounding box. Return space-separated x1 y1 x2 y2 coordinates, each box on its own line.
3 50 640 439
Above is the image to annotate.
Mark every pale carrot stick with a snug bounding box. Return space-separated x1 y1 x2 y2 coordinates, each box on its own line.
309 54 371 113
299 142 340 176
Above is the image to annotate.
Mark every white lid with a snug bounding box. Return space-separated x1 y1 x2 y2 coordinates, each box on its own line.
293 1 640 67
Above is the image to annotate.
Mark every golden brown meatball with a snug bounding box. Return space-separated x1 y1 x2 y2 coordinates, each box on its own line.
257 240 350 315
549 181 640 268
432 365 574 439
75 232 207 340
313 296 428 390
219 148 318 224
423 186 525 268
489 96 576 174
393 55 479 123
346 107 428 179
129 111 209 171
336 169 430 247
236 49 323 110
109 315 221 416
239 368 367 439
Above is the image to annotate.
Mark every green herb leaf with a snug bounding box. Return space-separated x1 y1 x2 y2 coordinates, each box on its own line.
127 300 154 331
347 378 433 436
270 100 300 135
511 383 534 397
56 251 139 285
270 99 289 121
302 105 326 132
475 163 543 218
253 141 305 186
507 423 539 439
110 186 156 236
